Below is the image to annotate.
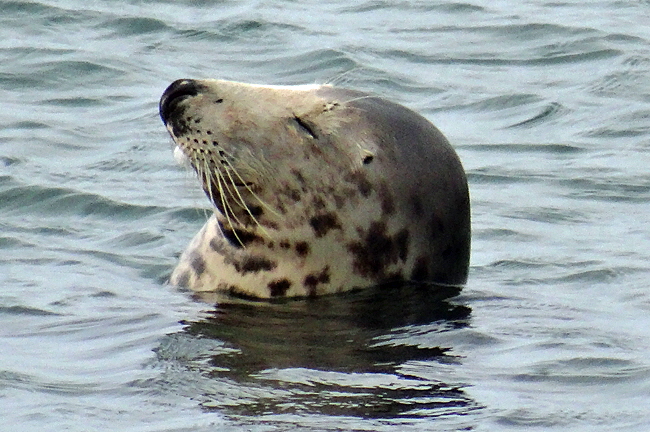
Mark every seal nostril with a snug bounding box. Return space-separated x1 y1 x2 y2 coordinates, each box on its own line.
159 79 201 122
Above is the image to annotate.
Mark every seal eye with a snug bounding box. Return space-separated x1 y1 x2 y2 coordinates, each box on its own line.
362 155 374 165
293 116 318 140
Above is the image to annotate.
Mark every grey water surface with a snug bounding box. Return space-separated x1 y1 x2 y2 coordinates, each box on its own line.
1 1 650 431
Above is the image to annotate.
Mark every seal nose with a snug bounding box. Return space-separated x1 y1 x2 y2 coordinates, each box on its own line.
159 79 201 123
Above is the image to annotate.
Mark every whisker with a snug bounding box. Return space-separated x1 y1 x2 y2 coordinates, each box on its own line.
211 158 247 227
208 158 248 247
325 67 362 86
196 160 214 220
189 146 280 248
210 164 239 224
341 94 377 104
221 156 282 218
221 162 273 239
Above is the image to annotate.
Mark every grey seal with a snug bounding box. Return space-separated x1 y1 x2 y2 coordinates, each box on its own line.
159 78 470 299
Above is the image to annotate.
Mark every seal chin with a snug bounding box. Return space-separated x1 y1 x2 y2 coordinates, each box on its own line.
161 78 471 299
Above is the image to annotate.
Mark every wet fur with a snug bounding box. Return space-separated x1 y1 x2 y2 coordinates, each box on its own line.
160 79 470 298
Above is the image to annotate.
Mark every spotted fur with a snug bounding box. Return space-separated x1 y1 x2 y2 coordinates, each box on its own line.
160 78 470 299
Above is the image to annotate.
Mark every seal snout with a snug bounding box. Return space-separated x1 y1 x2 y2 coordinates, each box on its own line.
159 79 202 123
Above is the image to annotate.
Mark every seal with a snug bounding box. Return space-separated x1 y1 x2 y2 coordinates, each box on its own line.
159 78 470 299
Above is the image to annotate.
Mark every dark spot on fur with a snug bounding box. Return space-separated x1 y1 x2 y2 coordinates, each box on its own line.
233 256 277 274
395 229 410 261
333 194 346 209
410 256 430 281
268 279 291 297
175 271 191 288
260 220 279 230
292 169 307 187
312 196 327 210
279 240 291 249
347 222 410 280
190 254 206 276
284 188 301 202
303 266 330 296
218 220 263 248
379 183 395 215
248 206 263 217
309 213 342 238
382 200 395 214
215 98 223 104
295 241 310 257
345 171 372 197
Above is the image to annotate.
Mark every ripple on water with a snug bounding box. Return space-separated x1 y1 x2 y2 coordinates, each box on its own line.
141 284 483 425
0 184 162 218
2 0 650 430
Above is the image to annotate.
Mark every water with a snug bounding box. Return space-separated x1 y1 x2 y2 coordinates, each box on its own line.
1 0 649 430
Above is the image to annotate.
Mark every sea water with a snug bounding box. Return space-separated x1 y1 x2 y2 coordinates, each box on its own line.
1 1 649 431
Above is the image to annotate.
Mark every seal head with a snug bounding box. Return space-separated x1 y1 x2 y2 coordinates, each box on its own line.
160 78 470 299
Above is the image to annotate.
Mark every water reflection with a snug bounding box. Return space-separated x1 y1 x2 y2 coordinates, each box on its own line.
156 283 478 419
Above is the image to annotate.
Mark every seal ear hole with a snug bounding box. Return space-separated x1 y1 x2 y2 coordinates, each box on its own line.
362 155 374 165
293 116 318 139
